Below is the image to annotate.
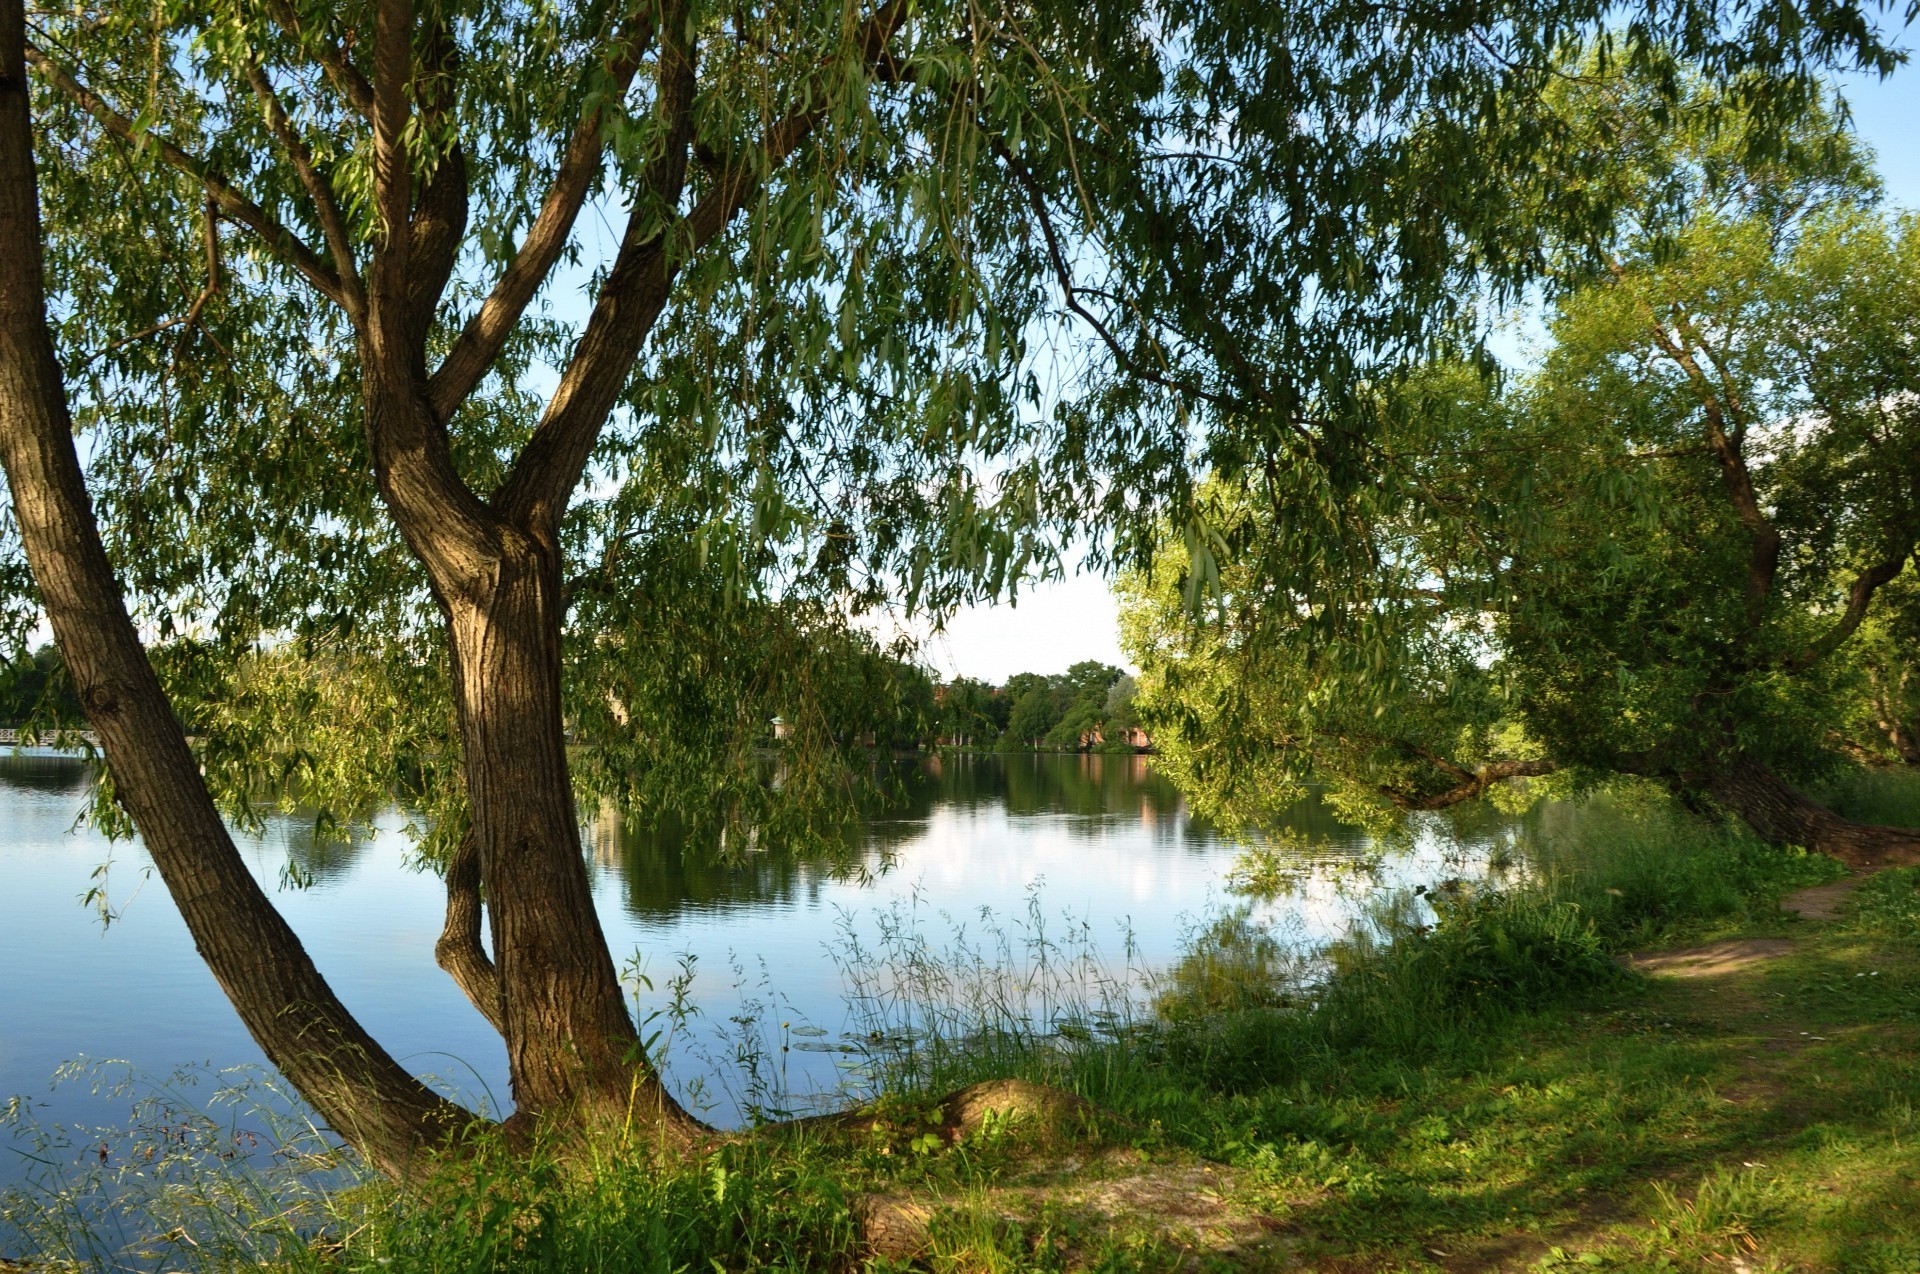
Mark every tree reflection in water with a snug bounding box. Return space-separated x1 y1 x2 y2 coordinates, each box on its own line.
582 752 1384 925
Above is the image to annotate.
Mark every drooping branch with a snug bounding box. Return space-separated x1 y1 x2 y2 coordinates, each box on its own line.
243 59 367 319
1786 544 1916 672
434 827 505 1036
1380 756 1559 810
23 43 348 309
426 8 661 422
492 0 909 534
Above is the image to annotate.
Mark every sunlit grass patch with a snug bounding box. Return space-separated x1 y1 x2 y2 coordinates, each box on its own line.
1820 767 1920 830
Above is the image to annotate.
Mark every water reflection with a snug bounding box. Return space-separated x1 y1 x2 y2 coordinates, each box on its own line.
923 751 1190 822
0 746 1543 1173
278 822 369 887
0 748 91 795
586 804 847 921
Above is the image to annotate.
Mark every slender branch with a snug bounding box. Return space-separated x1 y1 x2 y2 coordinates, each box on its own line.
1786 545 1917 672
1380 757 1558 811
79 201 227 366
24 42 347 308
991 136 1253 421
265 0 375 119
434 827 505 1036
168 200 230 363
244 59 366 319
426 8 660 422
493 0 909 533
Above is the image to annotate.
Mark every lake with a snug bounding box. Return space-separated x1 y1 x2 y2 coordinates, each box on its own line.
0 749 1524 1194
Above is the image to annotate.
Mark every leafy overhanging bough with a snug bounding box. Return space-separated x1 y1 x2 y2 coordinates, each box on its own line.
0 0 1908 1178
1123 68 1920 866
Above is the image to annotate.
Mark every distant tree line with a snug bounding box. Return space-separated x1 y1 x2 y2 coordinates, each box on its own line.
0 645 79 729
931 661 1141 752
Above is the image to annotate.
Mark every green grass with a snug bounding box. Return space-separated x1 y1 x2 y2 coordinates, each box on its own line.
8 773 1920 1271
1821 766 1920 829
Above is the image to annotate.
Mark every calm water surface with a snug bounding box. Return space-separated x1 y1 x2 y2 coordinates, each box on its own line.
0 750 1520 1190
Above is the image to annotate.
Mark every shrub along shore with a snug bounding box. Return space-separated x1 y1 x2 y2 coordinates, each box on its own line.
6 775 1920 1272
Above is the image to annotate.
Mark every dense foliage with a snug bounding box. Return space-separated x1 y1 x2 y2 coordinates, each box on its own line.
8 0 1903 845
1121 73 1920 842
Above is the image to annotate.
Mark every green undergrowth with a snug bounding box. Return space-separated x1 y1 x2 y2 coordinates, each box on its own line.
6 779 1920 1271
1821 766 1920 829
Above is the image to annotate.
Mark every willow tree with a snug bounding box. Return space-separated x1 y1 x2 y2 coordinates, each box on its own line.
1122 77 1920 862
0 0 1904 1173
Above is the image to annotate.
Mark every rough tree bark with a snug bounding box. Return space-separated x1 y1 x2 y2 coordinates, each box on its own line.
1703 755 1920 869
9 0 909 1167
0 0 468 1179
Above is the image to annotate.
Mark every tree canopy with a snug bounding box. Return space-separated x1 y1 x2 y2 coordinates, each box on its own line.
2 0 1910 1174
1122 72 1920 861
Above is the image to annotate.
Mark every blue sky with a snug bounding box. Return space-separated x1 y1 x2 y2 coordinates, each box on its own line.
927 60 1920 683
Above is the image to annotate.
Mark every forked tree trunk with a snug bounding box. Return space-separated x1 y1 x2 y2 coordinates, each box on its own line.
0 8 468 1178
1705 756 1920 869
440 530 701 1142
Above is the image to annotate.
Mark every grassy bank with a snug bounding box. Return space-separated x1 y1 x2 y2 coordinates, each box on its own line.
7 779 1920 1271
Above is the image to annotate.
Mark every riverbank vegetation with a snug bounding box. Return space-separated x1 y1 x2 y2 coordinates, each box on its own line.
3 0 1920 1264
8 780 1920 1270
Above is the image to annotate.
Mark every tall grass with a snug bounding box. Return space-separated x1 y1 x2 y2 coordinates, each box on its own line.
1821 766 1920 828
2 783 1882 1271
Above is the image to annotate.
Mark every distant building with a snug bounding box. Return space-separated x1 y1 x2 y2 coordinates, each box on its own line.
770 715 792 741
1079 726 1152 750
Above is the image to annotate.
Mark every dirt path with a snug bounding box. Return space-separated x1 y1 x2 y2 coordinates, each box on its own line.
1615 877 1866 981
1781 877 1862 920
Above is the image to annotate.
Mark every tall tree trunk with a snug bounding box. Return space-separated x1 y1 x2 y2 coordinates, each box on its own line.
0 4 468 1178
1704 756 1920 869
441 530 702 1142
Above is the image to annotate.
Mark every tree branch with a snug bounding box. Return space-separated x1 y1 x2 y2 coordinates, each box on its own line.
24 42 347 308
1380 757 1558 811
366 0 416 345
244 59 366 319
991 136 1257 422
402 19 468 347
80 200 228 367
1627 280 1780 634
492 0 909 534
434 827 505 1036
426 8 660 422
1787 544 1916 672
265 0 375 120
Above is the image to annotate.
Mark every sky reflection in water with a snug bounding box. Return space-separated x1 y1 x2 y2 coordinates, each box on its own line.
0 750 1524 1187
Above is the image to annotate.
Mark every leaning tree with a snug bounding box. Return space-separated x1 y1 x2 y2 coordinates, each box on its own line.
0 0 1906 1173
1121 74 1920 862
